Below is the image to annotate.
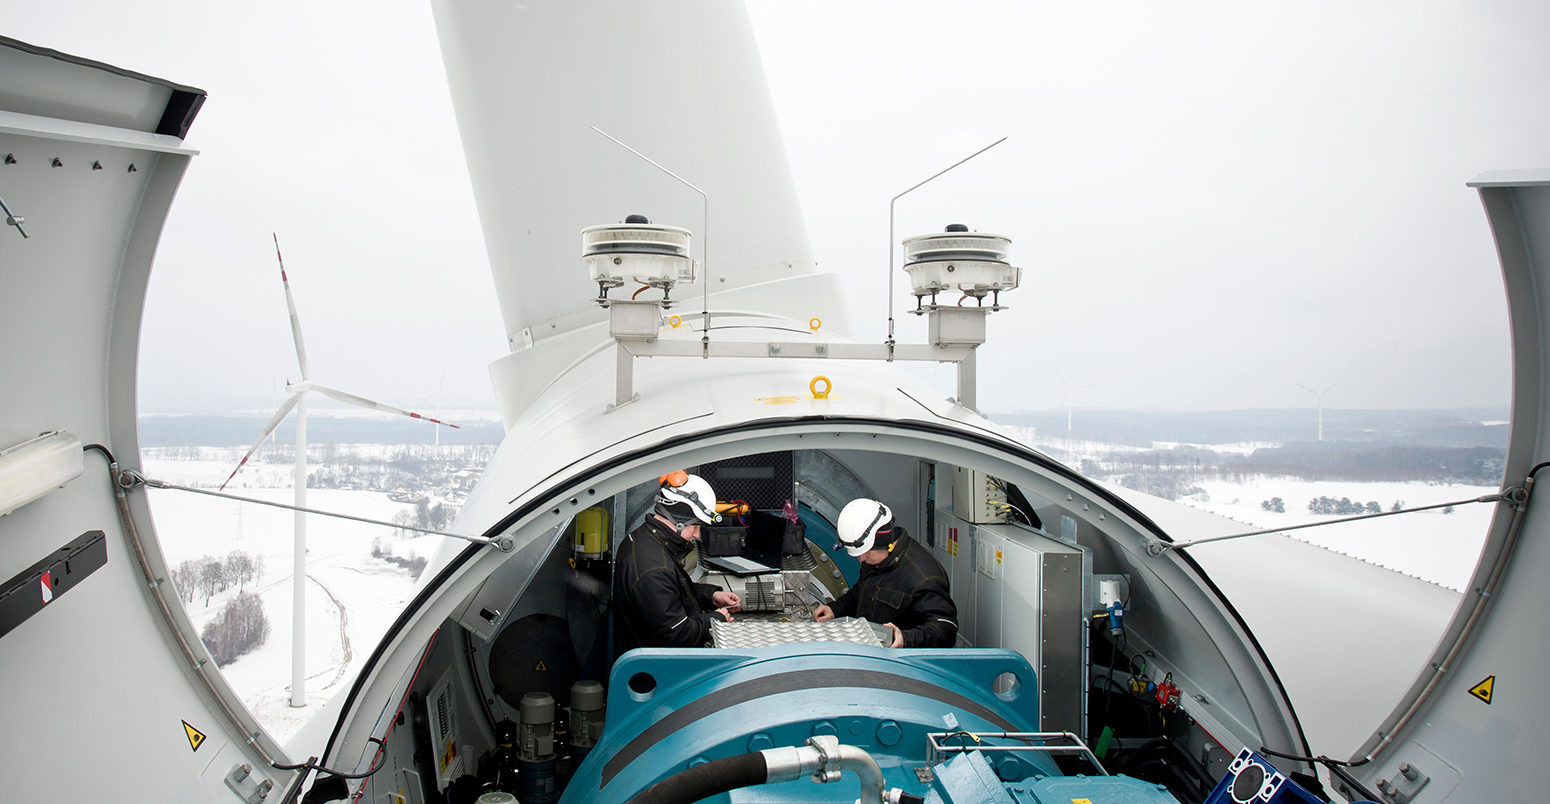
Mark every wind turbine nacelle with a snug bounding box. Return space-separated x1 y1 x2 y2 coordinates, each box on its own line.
902 226 1019 300
582 219 696 292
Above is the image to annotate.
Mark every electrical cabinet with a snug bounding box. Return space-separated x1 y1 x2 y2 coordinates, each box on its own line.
936 509 1088 737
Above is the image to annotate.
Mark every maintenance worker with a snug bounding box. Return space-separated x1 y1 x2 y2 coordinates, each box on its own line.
813 498 958 648
613 471 742 655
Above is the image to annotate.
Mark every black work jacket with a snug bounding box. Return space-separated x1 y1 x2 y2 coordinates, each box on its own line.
828 531 959 648
613 517 721 655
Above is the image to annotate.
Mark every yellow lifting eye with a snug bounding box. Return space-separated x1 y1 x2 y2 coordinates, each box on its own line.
808 317 822 331
668 314 682 328
810 375 832 398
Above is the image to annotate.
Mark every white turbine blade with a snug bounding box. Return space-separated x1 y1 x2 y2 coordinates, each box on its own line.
273 233 310 379
220 393 301 490
311 383 461 428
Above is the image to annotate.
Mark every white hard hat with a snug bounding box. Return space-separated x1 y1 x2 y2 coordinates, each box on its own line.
836 498 893 556
656 472 721 526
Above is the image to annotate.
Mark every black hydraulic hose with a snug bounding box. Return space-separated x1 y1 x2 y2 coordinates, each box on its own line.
629 752 768 804
1123 757 1207 801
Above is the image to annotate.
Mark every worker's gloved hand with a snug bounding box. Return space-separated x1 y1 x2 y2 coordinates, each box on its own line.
812 604 834 622
712 590 742 611
715 606 736 622
884 622 904 648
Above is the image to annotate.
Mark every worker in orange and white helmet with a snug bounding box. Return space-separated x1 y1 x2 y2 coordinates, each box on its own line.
612 471 742 655
813 498 958 648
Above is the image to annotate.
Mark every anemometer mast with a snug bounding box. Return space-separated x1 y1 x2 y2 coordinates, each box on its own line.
585 132 1020 411
583 215 1021 412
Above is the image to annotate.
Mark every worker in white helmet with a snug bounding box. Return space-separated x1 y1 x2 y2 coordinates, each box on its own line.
613 471 742 655
813 498 958 648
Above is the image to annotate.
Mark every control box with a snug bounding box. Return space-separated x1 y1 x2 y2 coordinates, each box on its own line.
950 467 1008 524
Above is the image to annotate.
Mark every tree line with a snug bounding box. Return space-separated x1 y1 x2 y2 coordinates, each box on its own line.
172 550 264 606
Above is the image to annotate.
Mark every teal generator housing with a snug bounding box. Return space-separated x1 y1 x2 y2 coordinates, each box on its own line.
561 642 1185 803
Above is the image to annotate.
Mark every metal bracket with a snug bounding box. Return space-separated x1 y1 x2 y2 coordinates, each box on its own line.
806 735 843 783
0 190 27 239
1375 761 1430 803
223 763 275 803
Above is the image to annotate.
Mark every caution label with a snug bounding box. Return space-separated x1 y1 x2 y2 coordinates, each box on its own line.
1072 799 1094 804
182 720 207 752
1469 675 1495 705
534 659 548 672
40 572 53 604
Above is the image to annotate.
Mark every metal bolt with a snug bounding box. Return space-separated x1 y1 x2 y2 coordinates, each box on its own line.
234 763 251 781
1400 762 1418 780
257 779 274 798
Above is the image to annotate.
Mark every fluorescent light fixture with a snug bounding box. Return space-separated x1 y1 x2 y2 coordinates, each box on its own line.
0 430 84 517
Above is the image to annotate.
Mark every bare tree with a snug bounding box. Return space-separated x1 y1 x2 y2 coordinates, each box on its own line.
201 592 270 665
196 556 227 605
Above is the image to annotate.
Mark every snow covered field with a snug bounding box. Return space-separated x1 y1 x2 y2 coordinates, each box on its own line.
1178 476 1493 592
143 450 447 746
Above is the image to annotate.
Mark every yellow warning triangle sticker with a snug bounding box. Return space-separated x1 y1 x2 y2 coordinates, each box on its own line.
182 720 207 752
1469 675 1495 705
534 659 548 672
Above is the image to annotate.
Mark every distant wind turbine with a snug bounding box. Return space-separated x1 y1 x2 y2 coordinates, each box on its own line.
1296 381 1339 442
220 234 457 708
1055 370 1097 434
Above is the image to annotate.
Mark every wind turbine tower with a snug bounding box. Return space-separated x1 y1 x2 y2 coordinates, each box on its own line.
1056 370 1096 434
221 234 458 707
1296 381 1338 442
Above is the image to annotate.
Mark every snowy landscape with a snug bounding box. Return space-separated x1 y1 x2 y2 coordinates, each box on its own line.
140 410 1502 748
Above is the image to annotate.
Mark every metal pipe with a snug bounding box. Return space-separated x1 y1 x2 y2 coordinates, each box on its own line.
957 348 977 411
763 736 884 804
615 341 634 408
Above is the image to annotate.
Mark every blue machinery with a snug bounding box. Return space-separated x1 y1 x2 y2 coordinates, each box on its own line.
554 642 1345 803
551 643 1358 803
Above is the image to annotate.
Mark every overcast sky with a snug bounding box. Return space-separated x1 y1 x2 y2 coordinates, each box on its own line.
7 1 1547 415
